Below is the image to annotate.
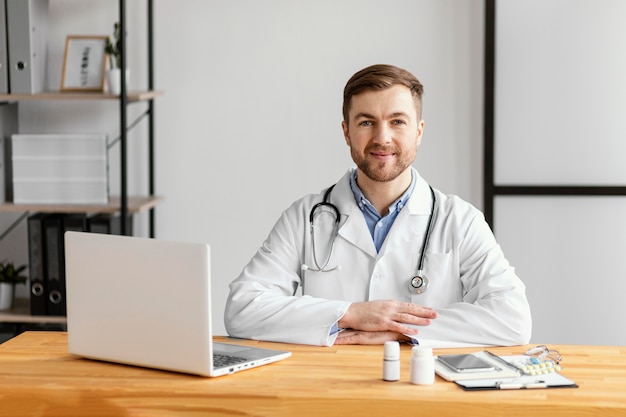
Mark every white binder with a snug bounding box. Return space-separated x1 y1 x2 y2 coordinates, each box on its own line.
0 0 8 94
0 103 18 202
6 0 49 94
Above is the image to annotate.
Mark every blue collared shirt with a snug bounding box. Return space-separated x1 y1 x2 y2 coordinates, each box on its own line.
331 171 417 337
349 171 417 253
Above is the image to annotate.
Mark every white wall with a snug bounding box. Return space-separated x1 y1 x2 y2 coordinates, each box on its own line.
152 0 484 335
1 0 483 336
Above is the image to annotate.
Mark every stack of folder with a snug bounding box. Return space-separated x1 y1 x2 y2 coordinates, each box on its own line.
28 213 133 316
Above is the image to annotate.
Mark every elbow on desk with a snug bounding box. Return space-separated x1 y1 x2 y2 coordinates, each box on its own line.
223 300 248 339
513 296 533 345
517 315 533 345
505 322 532 346
223 291 268 340
502 308 533 346
474 302 532 346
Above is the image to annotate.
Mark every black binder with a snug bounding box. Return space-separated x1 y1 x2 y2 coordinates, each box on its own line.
42 214 64 316
62 213 88 235
88 213 133 235
42 213 89 317
27 213 47 315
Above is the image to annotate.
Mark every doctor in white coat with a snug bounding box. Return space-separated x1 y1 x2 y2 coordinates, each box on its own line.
225 64 532 347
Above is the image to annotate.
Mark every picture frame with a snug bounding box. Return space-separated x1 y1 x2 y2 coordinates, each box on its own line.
60 35 108 92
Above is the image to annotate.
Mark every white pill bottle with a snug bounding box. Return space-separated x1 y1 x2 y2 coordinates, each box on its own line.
382 341 400 381
409 346 435 385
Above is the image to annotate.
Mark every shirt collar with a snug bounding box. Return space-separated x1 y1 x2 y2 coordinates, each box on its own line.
349 169 417 217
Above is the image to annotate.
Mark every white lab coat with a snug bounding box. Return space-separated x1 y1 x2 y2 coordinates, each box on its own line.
225 168 532 347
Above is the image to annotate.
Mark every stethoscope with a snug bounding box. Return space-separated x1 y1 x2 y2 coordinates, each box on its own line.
303 183 437 295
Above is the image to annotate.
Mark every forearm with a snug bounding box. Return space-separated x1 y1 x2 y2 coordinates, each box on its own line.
225 283 351 346
408 296 532 346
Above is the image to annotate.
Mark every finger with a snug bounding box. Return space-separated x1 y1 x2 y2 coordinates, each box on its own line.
403 302 438 318
335 331 407 345
395 312 434 326
387 321 420 336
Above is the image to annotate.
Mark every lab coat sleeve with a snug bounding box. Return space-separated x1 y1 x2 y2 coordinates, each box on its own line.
409 207 532 347
224 199 351 346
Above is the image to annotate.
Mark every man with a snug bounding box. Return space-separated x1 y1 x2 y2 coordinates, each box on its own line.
225 64 531 347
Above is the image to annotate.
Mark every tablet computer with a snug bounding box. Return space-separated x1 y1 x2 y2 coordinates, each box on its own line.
438 354 496 373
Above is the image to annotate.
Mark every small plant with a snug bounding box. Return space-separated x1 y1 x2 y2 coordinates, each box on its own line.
0 261 27 285
105 22 122 69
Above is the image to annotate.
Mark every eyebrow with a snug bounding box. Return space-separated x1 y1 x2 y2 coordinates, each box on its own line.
353 111 410 121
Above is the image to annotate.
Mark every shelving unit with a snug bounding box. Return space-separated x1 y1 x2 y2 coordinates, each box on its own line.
0 90 162 102
0 0 159 328
1 1 159 236
0 298 66 324
0 195 163 214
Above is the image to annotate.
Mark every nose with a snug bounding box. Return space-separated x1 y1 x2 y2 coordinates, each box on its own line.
372 124 392 145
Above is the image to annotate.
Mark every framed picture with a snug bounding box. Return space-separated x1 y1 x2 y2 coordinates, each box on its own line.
61 35 108 92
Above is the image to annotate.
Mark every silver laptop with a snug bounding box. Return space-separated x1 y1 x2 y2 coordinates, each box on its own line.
64 231 291 377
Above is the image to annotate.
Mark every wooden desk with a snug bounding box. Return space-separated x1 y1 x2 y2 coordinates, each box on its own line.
0 332 625 416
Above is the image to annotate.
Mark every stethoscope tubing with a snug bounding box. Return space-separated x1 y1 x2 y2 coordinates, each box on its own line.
416 185 437 274
306 183 437 288
306 185 340 272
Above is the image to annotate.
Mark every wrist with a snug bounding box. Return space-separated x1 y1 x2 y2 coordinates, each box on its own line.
338 305 352 329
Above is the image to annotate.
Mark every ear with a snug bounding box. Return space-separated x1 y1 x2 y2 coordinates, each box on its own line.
416 120 425 146
342 121 351 146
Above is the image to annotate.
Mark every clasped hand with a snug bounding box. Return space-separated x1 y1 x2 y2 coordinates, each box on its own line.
334 300 437 345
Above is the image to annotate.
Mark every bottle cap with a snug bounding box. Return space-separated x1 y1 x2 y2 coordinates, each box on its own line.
384 341 400 360
412 346 433 357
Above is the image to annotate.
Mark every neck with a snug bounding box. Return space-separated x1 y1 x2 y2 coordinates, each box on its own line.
356 169 413 216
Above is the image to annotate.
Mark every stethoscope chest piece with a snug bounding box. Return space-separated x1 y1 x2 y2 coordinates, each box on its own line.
409 274 429 295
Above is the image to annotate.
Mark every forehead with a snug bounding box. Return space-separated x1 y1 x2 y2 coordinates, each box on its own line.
348 85 418 119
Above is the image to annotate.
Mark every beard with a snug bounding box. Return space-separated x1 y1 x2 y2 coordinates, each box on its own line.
350 144 416 183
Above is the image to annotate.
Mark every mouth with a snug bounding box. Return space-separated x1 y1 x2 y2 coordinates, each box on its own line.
368 147 396 160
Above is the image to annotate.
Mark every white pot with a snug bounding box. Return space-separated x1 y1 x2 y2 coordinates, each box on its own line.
106 68 130 95
0 282 14 311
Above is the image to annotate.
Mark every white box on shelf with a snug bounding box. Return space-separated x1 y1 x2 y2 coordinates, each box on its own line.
11 133 109 204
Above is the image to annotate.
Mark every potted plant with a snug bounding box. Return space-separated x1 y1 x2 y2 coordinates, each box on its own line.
0 260 28 311
104 22 128 94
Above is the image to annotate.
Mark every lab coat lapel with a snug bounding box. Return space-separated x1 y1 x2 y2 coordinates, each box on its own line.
381 170 434 253
332 171 377 258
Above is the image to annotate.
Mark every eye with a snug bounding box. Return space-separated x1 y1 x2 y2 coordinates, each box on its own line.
391 119 406 126
358 120 373 127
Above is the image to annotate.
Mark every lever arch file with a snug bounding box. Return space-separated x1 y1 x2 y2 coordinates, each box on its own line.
0 0 8 94
6 0 50 94
28 213 48 316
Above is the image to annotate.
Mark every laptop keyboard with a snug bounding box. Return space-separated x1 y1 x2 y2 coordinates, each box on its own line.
214 353 248 368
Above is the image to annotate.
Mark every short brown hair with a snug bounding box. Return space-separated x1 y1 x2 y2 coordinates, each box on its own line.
342 64 424 122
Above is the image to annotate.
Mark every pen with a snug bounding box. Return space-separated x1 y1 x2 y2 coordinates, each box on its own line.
496 380 547 390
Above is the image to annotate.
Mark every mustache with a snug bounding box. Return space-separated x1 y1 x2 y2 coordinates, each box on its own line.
365 145 399 154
